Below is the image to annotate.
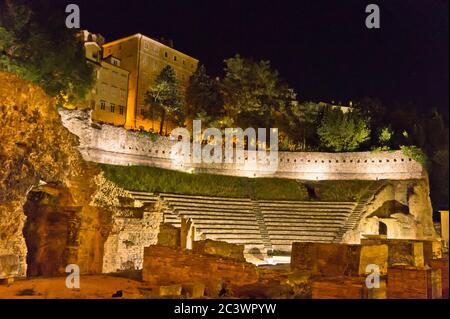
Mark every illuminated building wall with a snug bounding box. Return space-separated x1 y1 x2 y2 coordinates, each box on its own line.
102 34 199 132
83 41 129 126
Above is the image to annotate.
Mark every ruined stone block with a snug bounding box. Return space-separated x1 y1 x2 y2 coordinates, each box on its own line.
159 284 182 297
142 245 258 291
313 275 387 300
387 266 442 299
311 276 374 299
359 244 388 276
0 255 19 279
429 258 449 299
192 239 245 261
291 242 388 277
423 240 443 262
361 239 426 267
157 223 180 248
182 282 205 298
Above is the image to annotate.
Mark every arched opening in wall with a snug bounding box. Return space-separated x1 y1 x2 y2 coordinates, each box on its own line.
379 221 388 236
305 184 317 200
22 185 80 277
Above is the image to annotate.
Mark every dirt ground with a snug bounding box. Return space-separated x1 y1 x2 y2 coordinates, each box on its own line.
0 275 158 299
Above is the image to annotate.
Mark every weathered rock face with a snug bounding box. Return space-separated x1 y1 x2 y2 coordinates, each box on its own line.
0 71 111 277
343 179 437 244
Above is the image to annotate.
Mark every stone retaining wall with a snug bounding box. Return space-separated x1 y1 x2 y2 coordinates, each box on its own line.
60 109 424 180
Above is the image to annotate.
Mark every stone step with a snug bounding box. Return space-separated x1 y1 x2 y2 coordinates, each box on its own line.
193 224 260 230
261 206 353 212
269 232 337 239
160 193 252 202
271 236 335 244
265 221 344 227
261 210 350 216
267 230 338 236
130 194 158 199
183 219 259 226
170 206 253 213
128 191 156 196
262 225 341 231
171 209 254 216
167 201 254 208
196 228 261 234
175 214 258 222
259 205 356 211
205 233 263 239
135 200 158 204
258 200 356 206
263 216 347 222
206 238 265 246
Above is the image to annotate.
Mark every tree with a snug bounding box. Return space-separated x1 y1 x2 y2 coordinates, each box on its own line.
144 65 183 135
0 0 94 106
221 54 297 128
354 97 386 146
317 109 371 151
430 149 449 211
185 65 223 122
377 126 394 150
279 101 322 151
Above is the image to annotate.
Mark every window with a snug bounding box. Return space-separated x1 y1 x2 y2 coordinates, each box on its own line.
164 52 168 58
119 105 124 115
100 100 106 110
140 108 145 115
173 55 177 62
110 103 115 113
144 42 149 49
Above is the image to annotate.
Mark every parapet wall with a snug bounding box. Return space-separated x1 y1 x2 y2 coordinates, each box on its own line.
60 109 424 180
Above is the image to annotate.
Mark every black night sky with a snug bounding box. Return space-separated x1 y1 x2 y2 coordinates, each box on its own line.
63 0 448 115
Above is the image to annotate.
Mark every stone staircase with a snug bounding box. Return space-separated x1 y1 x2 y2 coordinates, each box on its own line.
258 200 357 252
158 193 267 254
127 191 159 205
333 181 387 242
127 190 364 259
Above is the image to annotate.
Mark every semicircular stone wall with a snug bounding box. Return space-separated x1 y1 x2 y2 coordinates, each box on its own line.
60 109 424 181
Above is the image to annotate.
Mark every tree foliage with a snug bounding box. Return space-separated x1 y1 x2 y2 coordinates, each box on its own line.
0 0 94 106
221 54 297 128
317 109 371 151
145 65 183 134
185 65 223 121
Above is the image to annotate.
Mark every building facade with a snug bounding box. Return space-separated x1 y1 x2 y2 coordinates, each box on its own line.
81 32 130 127
102 34 199 132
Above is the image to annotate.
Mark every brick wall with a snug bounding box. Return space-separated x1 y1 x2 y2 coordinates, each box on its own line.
142 245 259 292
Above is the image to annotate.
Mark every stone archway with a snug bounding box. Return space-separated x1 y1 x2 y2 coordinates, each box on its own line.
22 185 81 277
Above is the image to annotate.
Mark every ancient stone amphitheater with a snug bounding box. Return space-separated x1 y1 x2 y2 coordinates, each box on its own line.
130 191 370 258
53 109 436 271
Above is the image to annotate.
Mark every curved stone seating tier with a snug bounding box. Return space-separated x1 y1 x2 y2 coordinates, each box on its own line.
128 191 359 257
128 191 158 204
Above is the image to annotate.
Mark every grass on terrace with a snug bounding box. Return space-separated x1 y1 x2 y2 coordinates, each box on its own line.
101 164 380 202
